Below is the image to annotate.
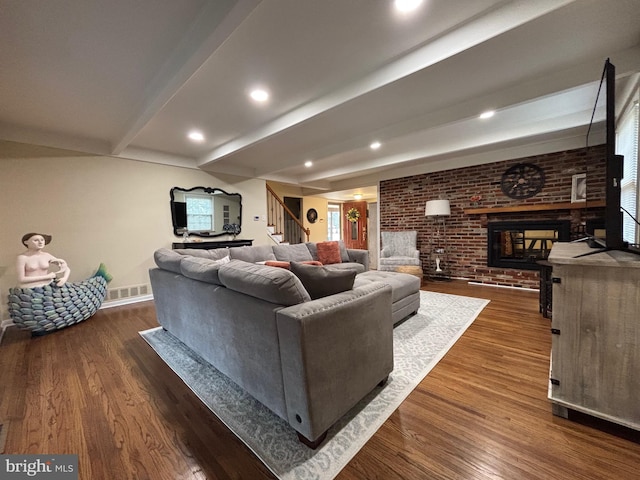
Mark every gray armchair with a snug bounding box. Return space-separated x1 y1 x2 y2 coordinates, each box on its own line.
378 231 421 271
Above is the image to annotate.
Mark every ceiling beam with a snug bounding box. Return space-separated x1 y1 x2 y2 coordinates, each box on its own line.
197 0 576 168
110 0 261 156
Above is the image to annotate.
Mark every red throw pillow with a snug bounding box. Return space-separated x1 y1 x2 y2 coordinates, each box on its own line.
316 241 342 265
264 260 291 269
265 260 323 270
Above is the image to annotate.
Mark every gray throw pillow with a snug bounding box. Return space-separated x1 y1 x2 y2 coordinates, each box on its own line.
289 261 356 300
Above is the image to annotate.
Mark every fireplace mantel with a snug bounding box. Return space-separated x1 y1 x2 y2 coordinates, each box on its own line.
464 200 605 215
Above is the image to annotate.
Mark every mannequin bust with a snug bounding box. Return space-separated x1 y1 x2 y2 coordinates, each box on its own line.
16 233 71 288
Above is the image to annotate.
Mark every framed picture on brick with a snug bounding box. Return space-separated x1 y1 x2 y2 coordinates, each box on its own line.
571 173 587 203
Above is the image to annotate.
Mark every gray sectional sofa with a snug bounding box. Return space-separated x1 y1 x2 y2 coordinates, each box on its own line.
149 241 420 448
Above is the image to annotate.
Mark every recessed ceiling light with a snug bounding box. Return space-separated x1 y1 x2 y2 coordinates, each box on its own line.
188 130 205 142
304 160 313 168
394 0 423 13
250 89 269 102
479 110 495 119
354 194 363 200
370 141 381 150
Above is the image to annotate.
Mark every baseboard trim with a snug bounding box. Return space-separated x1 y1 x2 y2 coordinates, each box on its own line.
468 281 538 292
0 320 15 344
100 294 154 309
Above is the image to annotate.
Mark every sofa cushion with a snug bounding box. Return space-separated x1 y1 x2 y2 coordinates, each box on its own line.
289 261 356 300
265 260 323 270
337 240 350 262
316 241 342 265
174 247 230 260
179 255 230 285
154 248 186 273
318 262 365 274
219 260 311 306
229 245 277 263
354 270 420 303
273 243 313 262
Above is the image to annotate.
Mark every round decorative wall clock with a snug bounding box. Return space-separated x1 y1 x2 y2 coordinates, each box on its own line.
306 208 318 223
500 163 545 199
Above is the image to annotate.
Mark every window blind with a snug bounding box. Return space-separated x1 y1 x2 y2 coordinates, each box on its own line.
618 99 639 245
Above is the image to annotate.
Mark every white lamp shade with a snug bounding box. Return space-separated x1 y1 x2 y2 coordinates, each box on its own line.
425 199 451 216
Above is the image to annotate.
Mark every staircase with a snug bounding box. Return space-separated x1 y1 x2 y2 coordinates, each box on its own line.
266 184 310 245
267 225 287 245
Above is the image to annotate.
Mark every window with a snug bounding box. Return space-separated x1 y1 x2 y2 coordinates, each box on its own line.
186 194 213 231
617 97 639 246
327 203 341 241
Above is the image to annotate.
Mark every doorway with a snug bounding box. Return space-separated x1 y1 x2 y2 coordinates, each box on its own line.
284 197 302 244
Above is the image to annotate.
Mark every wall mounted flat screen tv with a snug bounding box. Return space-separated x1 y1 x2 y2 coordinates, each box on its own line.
586 58 631 253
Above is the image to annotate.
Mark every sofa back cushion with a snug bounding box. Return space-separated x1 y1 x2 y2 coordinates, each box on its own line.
154 248 185 273
179 255 230 285
273 243 313 262
219 260 311 306
337 240 350 262
289 261 356 300
173 248 229 260
174 248 230 260
229 245 277 263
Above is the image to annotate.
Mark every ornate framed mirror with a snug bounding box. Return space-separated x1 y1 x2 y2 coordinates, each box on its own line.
170 186 242 238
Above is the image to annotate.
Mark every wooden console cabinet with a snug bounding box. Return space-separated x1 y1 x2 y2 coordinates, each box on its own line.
547 242 640 431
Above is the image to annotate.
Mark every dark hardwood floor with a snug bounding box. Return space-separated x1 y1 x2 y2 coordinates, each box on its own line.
1 280 639 479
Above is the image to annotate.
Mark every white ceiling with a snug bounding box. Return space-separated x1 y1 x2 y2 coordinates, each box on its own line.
1 0 639 201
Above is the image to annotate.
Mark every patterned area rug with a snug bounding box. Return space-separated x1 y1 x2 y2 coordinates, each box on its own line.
140 290 489 480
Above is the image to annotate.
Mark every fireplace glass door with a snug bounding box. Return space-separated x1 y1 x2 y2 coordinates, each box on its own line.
487 220 570 270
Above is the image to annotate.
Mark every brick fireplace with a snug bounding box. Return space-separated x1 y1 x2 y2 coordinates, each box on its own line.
379 145 606 289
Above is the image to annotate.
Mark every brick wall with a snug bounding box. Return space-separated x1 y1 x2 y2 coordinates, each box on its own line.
379 145 606 288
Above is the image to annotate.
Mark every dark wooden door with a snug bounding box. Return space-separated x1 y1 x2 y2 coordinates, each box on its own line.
342 201 367 250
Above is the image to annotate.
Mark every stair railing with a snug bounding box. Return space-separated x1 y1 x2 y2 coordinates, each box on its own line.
266 184 310 244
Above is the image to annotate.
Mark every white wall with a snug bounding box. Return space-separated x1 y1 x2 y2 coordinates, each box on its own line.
0 141 268 321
